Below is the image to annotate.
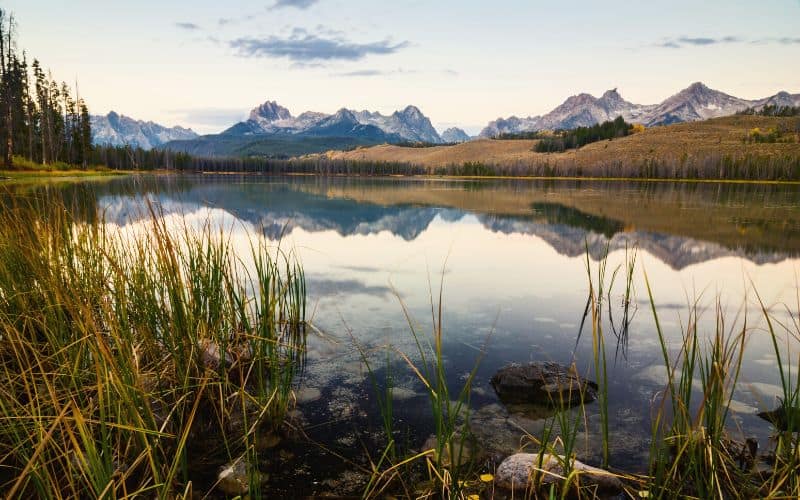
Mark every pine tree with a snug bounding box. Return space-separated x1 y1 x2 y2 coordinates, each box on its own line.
0 7 92 168
79 100 91 168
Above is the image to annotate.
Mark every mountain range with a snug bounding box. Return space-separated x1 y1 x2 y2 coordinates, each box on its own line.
92 82 799 155
479 82 800 137
91 112 198 150
222 101 444 143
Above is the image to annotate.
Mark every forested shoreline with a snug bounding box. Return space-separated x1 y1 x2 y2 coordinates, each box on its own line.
0 9 92 169
85 143 800 181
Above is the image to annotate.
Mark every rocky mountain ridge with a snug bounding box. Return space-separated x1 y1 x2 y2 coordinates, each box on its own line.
225 101 442 143
479 83 800 137
91 112 198 150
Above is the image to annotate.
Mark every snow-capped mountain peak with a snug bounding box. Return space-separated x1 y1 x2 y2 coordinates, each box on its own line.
91 112 198 150
478 82 796 137
224 101 443 143
646 82 750 126
249 100 293 123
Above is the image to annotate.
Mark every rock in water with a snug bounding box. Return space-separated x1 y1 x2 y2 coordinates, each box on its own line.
494 453 623 492
490 362 598 406
217 458 268 496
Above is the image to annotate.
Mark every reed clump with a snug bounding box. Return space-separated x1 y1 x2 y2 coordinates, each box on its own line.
0 190 306 498
363 247 800 499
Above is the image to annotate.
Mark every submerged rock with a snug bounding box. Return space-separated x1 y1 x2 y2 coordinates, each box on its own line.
199 338 233 371
198 338 253 372
494 453 623 492
295 386 322 404
470 403 649 470
422 432 482 467
217 457 268 496
491 362 598 406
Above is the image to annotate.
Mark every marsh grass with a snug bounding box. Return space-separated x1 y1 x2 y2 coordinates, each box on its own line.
636 268 800 499
0 189 306 498
521 247 800 499
360 266 492 499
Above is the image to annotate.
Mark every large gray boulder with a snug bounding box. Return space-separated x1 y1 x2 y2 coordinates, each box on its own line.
490 362 598 406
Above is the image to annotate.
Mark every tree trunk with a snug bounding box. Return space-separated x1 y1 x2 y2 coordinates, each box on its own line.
1 15 12 167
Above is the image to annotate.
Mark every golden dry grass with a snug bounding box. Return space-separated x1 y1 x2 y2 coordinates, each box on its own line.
321 116 800 173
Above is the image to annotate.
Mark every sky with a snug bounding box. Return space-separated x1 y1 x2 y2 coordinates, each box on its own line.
6 0 800 135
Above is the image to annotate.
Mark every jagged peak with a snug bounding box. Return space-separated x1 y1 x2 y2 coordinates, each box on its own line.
601 88 622 100
330 108 358 121
395 105 425 119
687 81 709 91
560 93 598 107
249 100 292 122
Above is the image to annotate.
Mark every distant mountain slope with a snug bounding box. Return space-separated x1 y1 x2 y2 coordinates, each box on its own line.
164 135 388 159
479 83 800 137
91 112 198 150
644 82 751 126
441 127 471 143
752 91 800 109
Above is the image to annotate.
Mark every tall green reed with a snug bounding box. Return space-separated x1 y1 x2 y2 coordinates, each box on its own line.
0 188 306 498
643 272 753 499
396 270 486 498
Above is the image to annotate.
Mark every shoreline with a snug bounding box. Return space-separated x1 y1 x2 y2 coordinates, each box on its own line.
4 167 799 186
195 170 800 186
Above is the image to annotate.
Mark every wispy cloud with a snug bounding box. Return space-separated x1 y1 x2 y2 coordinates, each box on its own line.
656 35 741 48
754 36 800 45
230 29 409 62
332 68 457 78
654 35 800 49
334 69 386 77
175 22 201 31
270 0 319 10
217 14 257 26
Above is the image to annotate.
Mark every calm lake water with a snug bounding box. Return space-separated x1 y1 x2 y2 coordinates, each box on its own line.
16 175 800 495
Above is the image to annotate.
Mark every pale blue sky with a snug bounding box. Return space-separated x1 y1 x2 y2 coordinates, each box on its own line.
7 0 800 134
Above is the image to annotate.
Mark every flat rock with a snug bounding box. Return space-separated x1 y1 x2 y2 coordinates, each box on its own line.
491 362 598 406
495 453 623 492
295 387 322 404
391 386 419 401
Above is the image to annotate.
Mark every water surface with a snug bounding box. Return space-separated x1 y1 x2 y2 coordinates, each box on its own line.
17 175 800 495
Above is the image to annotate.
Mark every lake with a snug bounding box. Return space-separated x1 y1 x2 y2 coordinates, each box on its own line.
15 174 800 496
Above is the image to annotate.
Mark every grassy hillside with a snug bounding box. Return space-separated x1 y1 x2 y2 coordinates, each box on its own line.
164 134 389 158
321 116 800 177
